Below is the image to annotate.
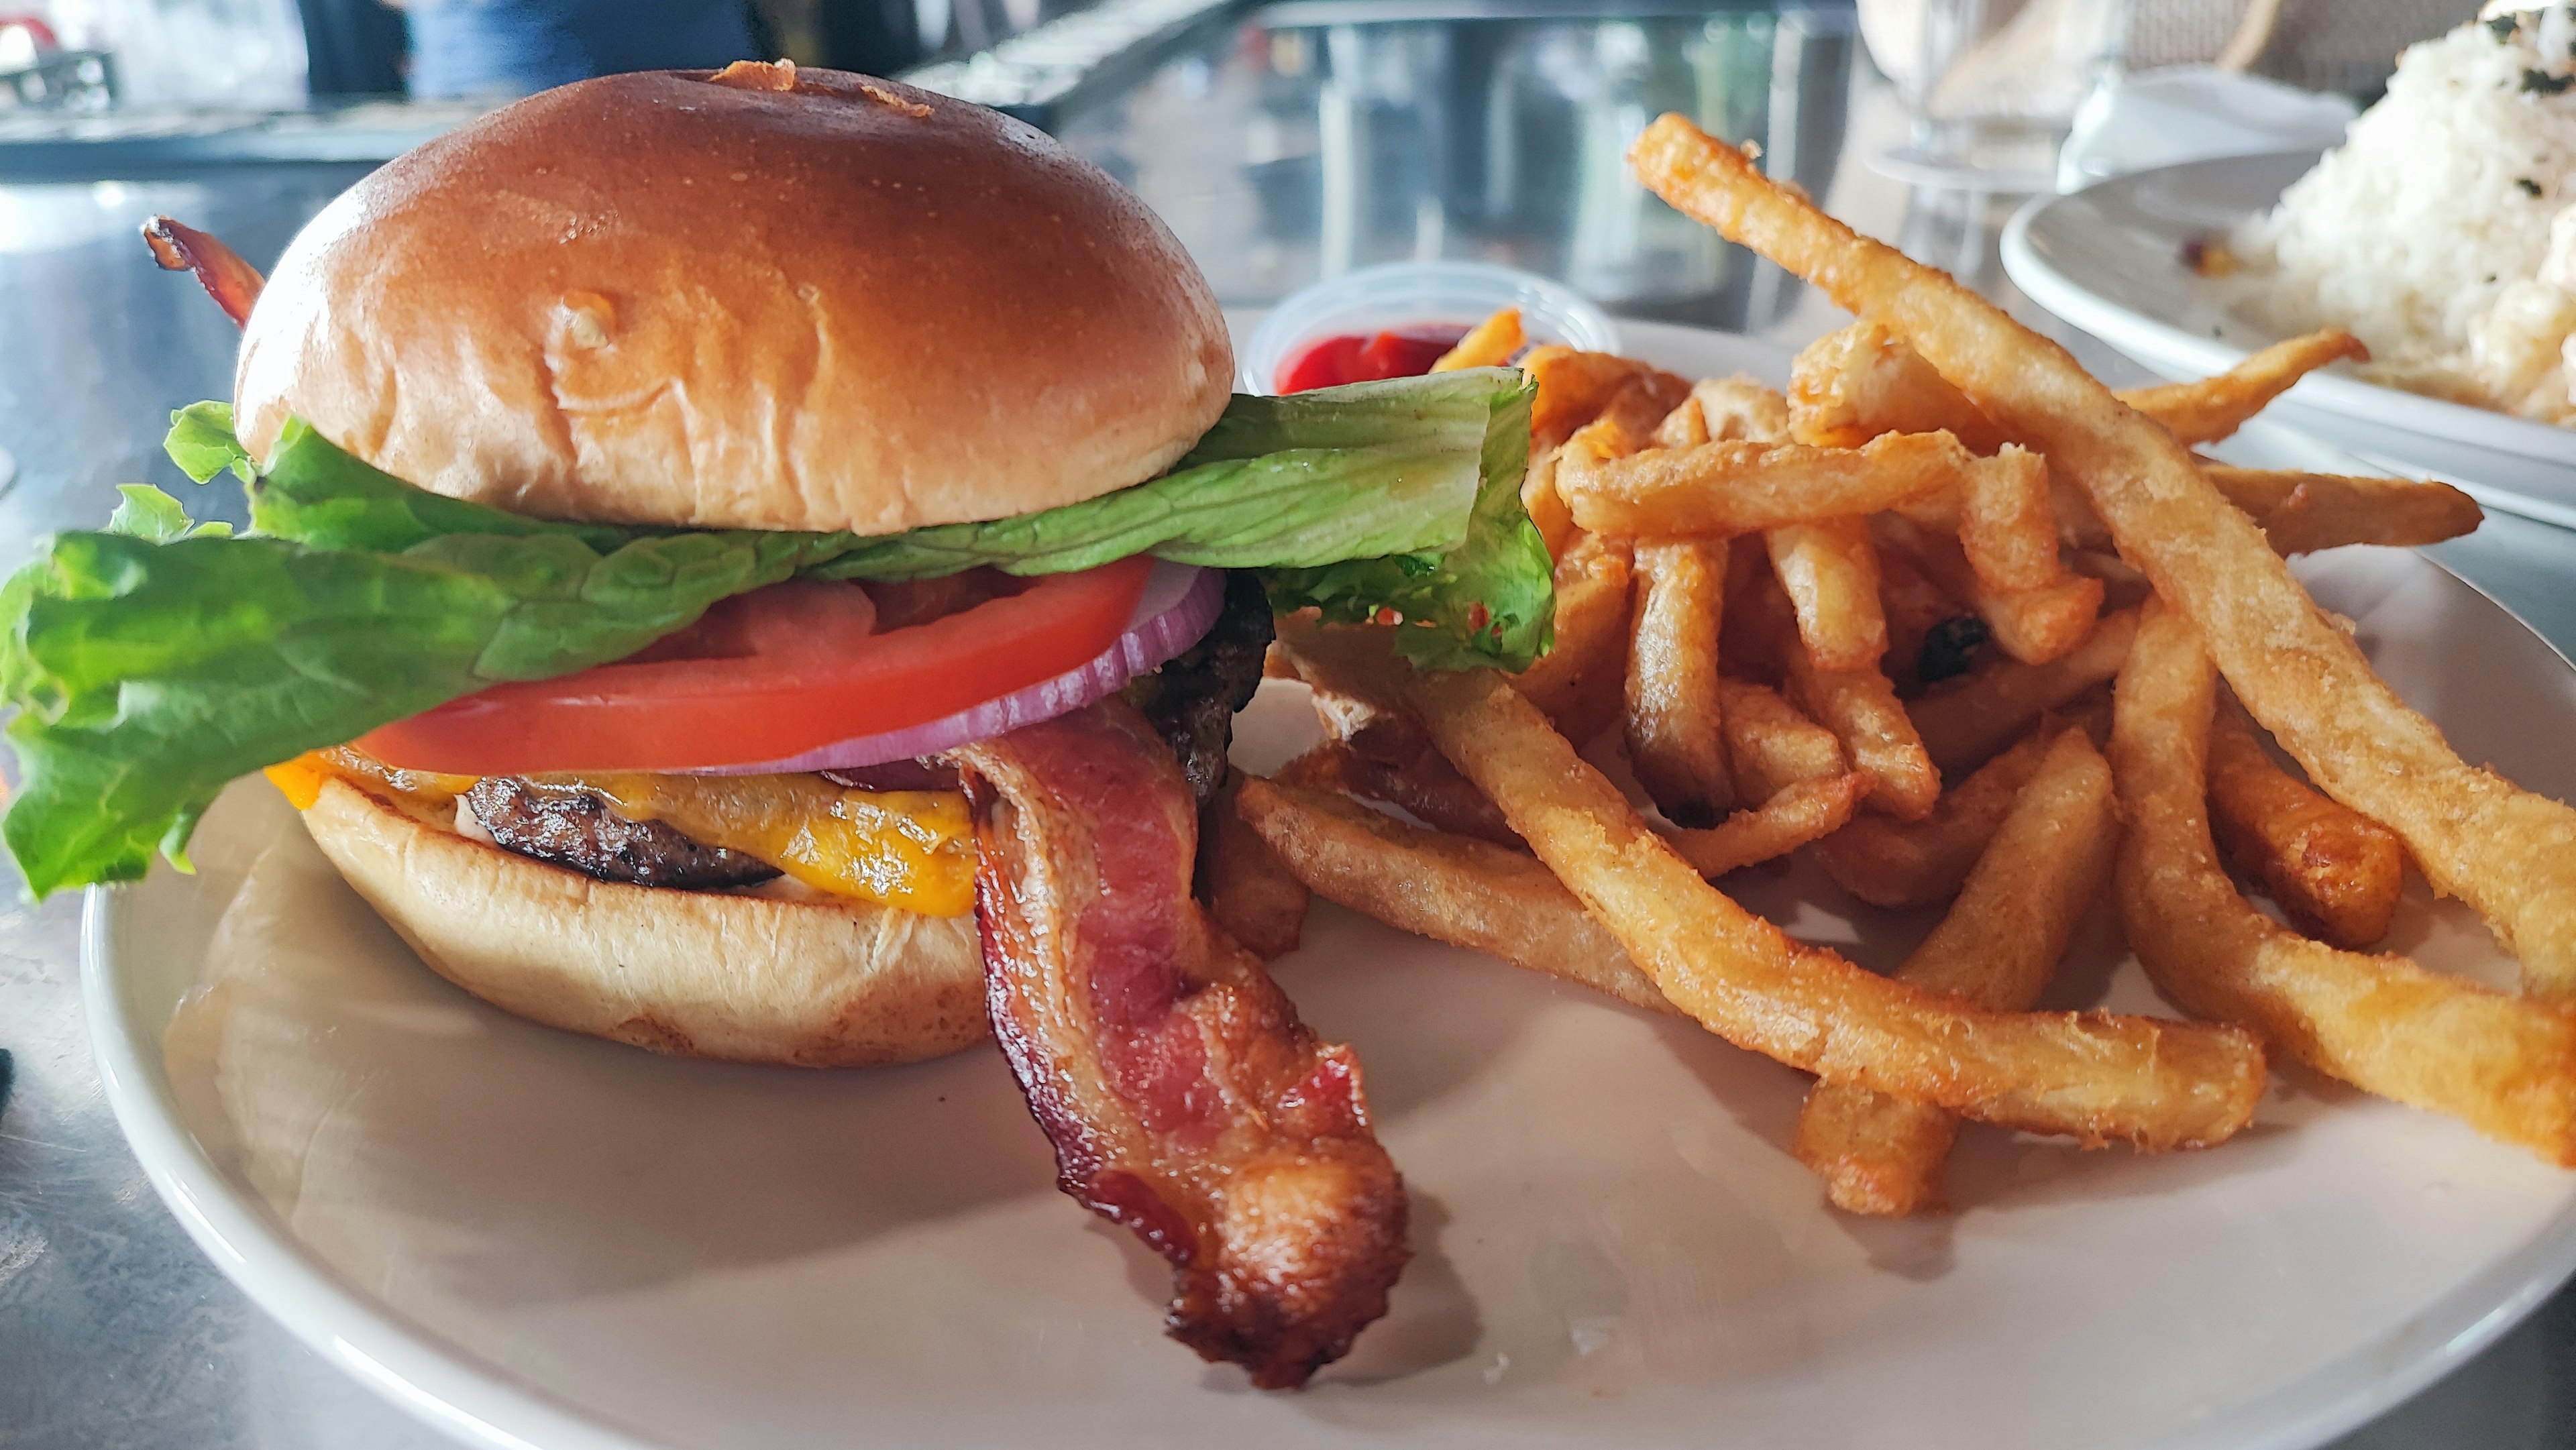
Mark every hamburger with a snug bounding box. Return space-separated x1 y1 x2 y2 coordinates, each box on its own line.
7 62 1551 1381
1 77 1545 1076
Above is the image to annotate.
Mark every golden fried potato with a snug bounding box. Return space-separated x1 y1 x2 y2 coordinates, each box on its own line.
2111 606 2576 1164
1813 727 2056 909
1784 635 1939 821
1690 374 1793 443
1238 777 1678 1015
2201 465 2482 554
1787 319 2006 451
1796 728 2123 1215
1715 677 1848 803
1625 113 2576 1002
1403 664 2265 1148
1880 513 2104 666
1766 517 1888 674
1660 771 1866 878
1909 606 2141 777
1525 346 1690 453
1958 445 2061 592
1559 430 1972 537
1200 776 1311 960
1432 306 1525 372
1624 538 1735 826
2207 702 2406 950
1512 533 1635 744
2116 331 2367 445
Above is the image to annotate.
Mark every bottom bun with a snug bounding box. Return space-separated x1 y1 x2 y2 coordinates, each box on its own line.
299 778 990 1066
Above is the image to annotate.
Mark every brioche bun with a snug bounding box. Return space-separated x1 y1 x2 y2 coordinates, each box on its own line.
233 65 1232 535
300 779 989 1066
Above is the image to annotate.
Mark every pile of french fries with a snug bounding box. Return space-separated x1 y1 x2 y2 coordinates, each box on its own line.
1209 115 2576 1219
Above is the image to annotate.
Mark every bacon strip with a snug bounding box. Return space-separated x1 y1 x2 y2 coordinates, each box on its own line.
956 701 1407 1387
142 215 264 328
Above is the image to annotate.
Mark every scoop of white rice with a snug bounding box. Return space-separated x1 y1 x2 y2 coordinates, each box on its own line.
2235 5 2576 422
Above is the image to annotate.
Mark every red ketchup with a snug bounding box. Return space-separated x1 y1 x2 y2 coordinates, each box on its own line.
1277 323 1472 392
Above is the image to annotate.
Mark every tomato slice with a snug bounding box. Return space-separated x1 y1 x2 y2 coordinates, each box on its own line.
358 556 1154 775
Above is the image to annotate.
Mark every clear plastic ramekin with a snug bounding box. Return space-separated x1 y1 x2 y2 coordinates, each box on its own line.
1238 262 1621 395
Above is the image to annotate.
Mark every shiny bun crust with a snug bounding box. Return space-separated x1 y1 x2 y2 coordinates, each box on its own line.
234 66 1232 534
299 779 989 1066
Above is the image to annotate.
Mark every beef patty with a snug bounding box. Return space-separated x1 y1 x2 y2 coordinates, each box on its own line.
1124 569 1275 805
463 777 780 891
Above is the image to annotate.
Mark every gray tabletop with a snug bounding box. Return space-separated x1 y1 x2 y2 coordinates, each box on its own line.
3 12 2574 1447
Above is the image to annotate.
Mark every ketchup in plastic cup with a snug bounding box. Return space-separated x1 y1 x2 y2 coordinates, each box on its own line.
1277 324 1474 392
1240 262 1621 396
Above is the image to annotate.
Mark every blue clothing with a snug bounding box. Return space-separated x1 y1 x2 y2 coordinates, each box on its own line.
407 0 757 99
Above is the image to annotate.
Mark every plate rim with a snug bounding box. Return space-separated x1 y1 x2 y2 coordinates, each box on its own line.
80 887 665 1450
81 318 2576 1450
1998 151 2576 468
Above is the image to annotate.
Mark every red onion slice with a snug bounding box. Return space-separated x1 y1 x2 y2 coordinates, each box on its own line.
692 561 1224 775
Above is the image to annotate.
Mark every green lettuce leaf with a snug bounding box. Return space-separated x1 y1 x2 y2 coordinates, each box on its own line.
164 400 256 485
1264 377 1550 671
2 374 1552 895
1 505 842 895
105 485 193 543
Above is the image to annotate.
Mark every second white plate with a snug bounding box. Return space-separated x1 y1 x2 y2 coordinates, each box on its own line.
2002 152 2576 529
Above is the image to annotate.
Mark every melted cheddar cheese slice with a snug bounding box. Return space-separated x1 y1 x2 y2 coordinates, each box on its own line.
268 752 975 916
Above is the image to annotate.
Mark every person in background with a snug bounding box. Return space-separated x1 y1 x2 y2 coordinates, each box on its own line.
400 0 760 98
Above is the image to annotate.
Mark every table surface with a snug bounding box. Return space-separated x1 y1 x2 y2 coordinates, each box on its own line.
5 15 2575 1449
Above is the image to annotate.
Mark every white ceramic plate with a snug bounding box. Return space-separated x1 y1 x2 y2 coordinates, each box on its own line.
2000 152 2576 529
86 321 2576 1450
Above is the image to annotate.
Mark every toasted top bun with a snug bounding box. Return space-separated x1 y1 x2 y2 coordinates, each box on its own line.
299 778 989 1066
234 64 1232 535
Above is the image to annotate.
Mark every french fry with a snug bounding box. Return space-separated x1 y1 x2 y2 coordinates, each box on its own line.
1661 771 1866 878
1766 518 1888 673
1717 677 1848 803
2207 702 2406 950
1432 306 1524 372
1512 533 1635 744
1784 634 1940 821
1877 545 1969 691
1625 114 2576 1001
1273 742 1347 789
1237 777 1679 1016
1625 539 1736 825
1788 319 2008 451
1521 446 1578 559
1199 777 1310 960
1718 552 1798 684
1959 445 2061 592
1527 346 1691 453
1815 728 2055 908
1653 396 1710 449
1271 621 1525 846
1909 606 2142 777
1972 573 2105 667
1690 374 1792 442
1401 665 2265 1148
1559 430 1973 537
1572 374 1690 458
2110 606 2576 1163
2115 330 2369 445
2202 465 2483 554
1880 513 2104 666
1796 729 2124 1215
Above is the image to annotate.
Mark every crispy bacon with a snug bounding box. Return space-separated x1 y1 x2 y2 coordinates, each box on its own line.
956 700 1407 1387
142 216 264 328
